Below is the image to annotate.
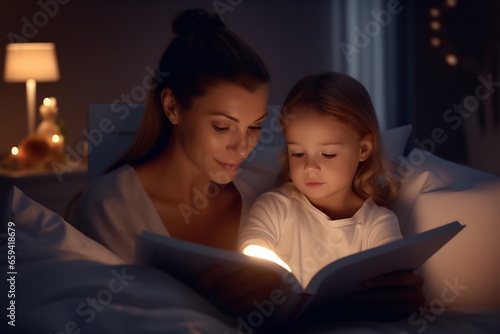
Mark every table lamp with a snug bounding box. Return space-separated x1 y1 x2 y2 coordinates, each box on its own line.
4 43 60 135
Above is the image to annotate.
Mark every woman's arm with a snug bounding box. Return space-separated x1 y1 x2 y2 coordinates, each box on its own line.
197 264 284 316
197 191 289 316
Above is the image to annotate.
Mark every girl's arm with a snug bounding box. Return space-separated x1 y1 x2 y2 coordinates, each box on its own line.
237 191 287 252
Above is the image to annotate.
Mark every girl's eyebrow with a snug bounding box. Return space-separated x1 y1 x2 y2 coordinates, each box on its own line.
210 112 267 123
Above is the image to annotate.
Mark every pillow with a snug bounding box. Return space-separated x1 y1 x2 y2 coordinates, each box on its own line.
380 124 413 162
389 149 500 308
9 185 124 264
414 178 500 308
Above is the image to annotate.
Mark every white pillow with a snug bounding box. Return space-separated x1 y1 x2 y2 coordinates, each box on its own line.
380 124 413 162
389 149 500 307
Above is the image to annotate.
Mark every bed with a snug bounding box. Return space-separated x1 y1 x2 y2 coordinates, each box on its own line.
2 105 500 333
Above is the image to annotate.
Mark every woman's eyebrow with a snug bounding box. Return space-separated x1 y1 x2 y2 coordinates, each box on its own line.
210 112 239 122
254 113 268 122
287 142 343 146
210 111 268 123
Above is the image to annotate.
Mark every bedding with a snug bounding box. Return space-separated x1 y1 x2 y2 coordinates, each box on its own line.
1 185 235 333
2 132 500 333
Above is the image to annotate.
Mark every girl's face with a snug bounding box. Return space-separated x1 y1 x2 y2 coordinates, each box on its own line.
284 107 371 203
173 82 269 184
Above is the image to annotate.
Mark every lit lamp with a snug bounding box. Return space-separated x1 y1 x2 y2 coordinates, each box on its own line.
3 43 60 135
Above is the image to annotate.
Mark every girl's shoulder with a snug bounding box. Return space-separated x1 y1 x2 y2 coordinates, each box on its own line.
254 182 303 206
357 198 398 221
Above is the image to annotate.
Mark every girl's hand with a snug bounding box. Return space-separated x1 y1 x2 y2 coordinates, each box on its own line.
197 264 284 316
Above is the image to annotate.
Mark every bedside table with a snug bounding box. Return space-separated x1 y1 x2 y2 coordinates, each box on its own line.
0 166 88 219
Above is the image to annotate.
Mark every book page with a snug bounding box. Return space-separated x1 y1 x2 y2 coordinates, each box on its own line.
305 221 464 307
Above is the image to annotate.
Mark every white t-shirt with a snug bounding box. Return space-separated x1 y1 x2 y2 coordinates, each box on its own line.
238 182 402 288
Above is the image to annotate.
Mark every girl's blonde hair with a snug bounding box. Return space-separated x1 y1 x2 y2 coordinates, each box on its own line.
279 72 399 206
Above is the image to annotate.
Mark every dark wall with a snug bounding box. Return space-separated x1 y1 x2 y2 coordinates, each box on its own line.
0 0 332 155
1 0 498 175
412 0 499 168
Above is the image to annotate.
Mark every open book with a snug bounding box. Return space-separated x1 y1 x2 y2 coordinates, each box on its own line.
135 221 464 319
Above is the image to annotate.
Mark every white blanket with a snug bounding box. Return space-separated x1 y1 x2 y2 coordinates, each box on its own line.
2 148 500 333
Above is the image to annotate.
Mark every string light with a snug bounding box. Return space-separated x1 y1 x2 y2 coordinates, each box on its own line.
430 8 440 17
445 54 458 66
430 20 441 30
430 37 442 47
11 146 19 156
429 1 460 66
51 134 61 143
446 0 457 8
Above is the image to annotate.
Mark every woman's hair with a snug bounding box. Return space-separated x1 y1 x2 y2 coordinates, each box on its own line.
279 72 399 206
106 8 269 172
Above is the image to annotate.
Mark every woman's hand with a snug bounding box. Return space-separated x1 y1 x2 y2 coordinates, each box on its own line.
299 270 426 325
197 264 284 316
342 270 426 321
198 267 425 324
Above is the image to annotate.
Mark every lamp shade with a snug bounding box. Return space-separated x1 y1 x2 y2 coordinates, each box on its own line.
4 43 59 82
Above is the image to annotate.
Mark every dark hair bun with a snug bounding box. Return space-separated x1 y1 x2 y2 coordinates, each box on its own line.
172 8 225 35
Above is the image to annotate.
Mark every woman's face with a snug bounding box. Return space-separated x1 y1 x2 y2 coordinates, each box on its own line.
174 82 269 184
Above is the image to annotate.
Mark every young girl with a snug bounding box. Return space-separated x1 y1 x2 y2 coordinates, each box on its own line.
238 72 402 288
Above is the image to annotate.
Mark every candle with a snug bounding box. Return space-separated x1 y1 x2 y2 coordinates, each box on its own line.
11 146 19 156
50 134 64 157
9 146 21 170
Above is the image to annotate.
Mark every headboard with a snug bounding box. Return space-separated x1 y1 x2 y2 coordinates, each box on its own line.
87 104 145 181
87 104 284 181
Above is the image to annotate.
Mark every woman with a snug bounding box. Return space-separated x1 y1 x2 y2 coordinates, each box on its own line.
76 8 272 262
76 8 424 320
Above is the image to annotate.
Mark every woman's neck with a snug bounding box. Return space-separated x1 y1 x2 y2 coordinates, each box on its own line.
132 140 242 250
134 141 216 204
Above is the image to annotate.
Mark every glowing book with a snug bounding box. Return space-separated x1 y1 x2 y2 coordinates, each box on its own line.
135 221 464 320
